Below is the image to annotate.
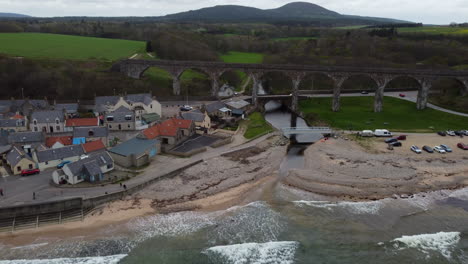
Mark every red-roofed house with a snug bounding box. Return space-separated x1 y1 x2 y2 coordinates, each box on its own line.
46 136 73 149
82 140 106 154
142 118 194 148
65 118 100 132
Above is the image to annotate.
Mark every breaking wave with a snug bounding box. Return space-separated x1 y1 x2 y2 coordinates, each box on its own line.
0 254 127 264
390 232 461 259
293 200 383 214
203 241 299 264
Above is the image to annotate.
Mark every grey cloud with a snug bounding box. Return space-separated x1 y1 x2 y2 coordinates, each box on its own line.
0 0 467 24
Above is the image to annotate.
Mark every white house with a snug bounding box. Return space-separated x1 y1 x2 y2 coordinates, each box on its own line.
30 110 65 133
94 94 162 120
34 145 85 170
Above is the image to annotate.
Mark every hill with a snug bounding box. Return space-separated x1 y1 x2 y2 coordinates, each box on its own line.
0 33 144 60
0 13 31 18
157 2 409 25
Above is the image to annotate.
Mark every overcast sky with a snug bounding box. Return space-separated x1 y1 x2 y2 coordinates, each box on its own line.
2 0 467 24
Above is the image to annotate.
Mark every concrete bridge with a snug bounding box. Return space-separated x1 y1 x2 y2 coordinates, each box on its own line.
111 59 468 112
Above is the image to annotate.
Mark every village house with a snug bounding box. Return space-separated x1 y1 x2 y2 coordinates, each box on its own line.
82 140 106 154
181 109 211 132
142 118 194 149
73 127 109 146
52 151 114 185
6 146 37 175
94 93 162 119
34 145 85 170
109 137 160 168
30 110 65 133
8 131 45 155
0 117 28 133
0 99 50 117
45 136 73 149
205 101 232 119
54 103 79 118
64 117 100 132
218 84 236 98
105 106 136 131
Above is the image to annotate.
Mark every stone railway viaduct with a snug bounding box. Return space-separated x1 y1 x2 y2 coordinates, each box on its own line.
112 59 468 113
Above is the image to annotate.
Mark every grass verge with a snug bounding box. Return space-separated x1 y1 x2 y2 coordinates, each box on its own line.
244 112 274 139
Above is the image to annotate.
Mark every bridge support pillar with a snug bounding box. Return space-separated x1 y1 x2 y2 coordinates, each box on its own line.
208 71 223 98
416 78 432 110
172 76 181 96
331 75 347 112
250 72 263 108
461 79 468 96
373 75 391 113
290 72 304 113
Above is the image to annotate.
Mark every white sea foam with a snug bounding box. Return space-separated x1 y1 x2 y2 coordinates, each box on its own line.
0 254 127 264
10 243 49 250
204 241 299 264
293 200 383 214
391 232 461 259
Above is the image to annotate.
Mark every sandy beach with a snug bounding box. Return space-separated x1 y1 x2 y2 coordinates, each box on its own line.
283 135 468 201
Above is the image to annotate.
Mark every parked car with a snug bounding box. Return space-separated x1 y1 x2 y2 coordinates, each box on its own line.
423 146 434 153
361 91 369 94
437 131 447 137
446 130 456 136
358 130 374 137
462 130 468 136
454 131 464 137
57 160 72 169
440 144 452 152
21 168 40 176
411 145 422 154
396 135 407 140
390 141 402 147
457 143 468 150
434 146 446 153
374 129 392 137
399 93 406 97
385 138 398 144
180 105 193 111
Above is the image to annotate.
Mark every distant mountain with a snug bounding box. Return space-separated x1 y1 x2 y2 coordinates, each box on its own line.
157 2 409 25
0 13 31 18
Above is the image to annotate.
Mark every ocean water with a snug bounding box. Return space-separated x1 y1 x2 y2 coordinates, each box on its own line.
1 187 468 264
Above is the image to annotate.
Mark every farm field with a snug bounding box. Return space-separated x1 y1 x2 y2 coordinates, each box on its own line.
397 26 468 35
0 33 145 60
299 96 468 132
220 51 264 64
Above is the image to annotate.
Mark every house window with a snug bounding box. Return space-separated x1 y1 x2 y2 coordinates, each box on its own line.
45 161 49 165
128 124 131 128
125 115 132 121
107 164 113 169
106 116 114 122
56 126 60 131
33 120 37 125
17 166 21 172
108 125 112 129
89 130 95 136
29 164 33 169
56 119 59 124
34 127 38 132
150 104 153 109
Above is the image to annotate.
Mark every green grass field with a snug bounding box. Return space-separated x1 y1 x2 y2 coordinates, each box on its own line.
0 33 145 60
299 96 468 132
397 26 468 35
220 51 264 64
244 112 273 139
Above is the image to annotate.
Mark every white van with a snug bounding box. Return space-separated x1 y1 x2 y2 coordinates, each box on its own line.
374 129 392 137
359 130 374 137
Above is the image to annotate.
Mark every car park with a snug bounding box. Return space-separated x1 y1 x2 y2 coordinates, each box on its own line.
21 169 40 176
440 144 452 152
385 138 398 144
57 160 72 169
423 146 434 153
457 143 468 150
446 130 456 136
390 141 402 147
411 145 422 154
434 146 446 153
437 131 446 137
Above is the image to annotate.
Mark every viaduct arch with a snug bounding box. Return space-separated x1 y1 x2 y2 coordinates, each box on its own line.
111 59 468 112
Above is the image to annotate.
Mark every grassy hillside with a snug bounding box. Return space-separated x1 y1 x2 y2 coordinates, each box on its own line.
299 96 468 132
0 33 145 60
220 51 264 64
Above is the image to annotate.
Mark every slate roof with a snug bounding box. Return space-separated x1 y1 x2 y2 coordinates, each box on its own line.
8 131 44 144
6 146 33 167
105 107 134 123
125 94 153 106
0 144 12 155
55 103 78 113
73 127 109 138
181 111 205 122
0 119 26 128
94 96 119 113
109 137 159 157
66 118 99 127
36 145 84 163
82 140 106 153
142 113 160 124
205 101 226 114
31 110 64 123
226 100 250 110
45 136 73 148
66 152 113 176
143 118 193 139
